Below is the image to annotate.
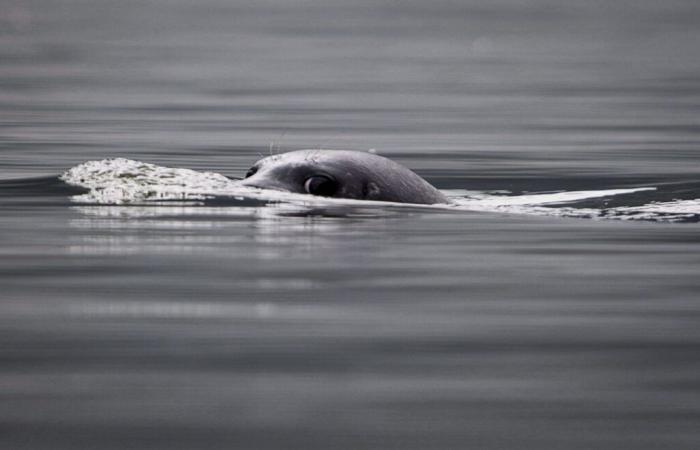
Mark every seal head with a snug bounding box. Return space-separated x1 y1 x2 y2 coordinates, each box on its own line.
240 150 447 205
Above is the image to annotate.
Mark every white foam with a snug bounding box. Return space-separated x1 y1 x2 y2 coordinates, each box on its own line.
446 187 655 219
449 187 655 208
604 199 700 222
60 158 237 204
447 190 699 222
61 158 697 223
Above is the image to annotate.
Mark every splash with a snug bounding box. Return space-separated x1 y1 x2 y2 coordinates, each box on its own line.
444 189 700 222
60 158 239 204
60 158 699 223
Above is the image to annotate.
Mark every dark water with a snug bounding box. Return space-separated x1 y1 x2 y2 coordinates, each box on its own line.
1 1 700 449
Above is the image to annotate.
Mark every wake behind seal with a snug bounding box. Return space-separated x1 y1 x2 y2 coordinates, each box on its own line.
239 149 447 205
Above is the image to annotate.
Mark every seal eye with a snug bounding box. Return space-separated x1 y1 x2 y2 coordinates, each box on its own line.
304 175 337 197
245 167 258 178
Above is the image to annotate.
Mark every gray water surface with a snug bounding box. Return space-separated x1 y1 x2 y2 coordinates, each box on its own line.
2 1 700 449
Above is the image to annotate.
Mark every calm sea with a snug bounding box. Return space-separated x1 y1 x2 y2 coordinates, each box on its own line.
1 0 700 448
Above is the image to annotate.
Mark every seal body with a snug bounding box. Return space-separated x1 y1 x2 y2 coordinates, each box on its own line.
240 150 447 205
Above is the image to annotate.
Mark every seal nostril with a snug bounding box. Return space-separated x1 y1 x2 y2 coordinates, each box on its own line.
363 181 381 200
245 167 258 178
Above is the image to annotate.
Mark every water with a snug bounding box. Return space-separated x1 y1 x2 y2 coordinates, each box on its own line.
2 0 700 448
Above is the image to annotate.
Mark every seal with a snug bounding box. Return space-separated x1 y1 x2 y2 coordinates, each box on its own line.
239 149 447 205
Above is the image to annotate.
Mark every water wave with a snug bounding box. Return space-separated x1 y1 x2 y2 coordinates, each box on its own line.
60 158 700 223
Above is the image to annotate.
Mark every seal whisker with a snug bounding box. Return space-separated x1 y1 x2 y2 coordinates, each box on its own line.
277 131 287 155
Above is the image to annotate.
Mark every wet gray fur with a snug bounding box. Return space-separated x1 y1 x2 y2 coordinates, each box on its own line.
240 150 448 205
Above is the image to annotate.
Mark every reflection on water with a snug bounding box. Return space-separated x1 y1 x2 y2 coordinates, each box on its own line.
3 200 700 449
67 204 353 256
